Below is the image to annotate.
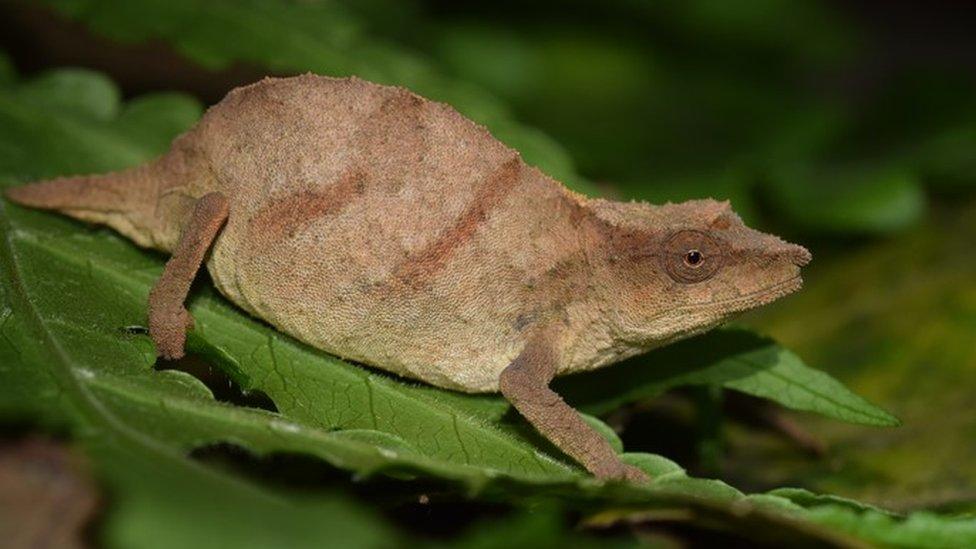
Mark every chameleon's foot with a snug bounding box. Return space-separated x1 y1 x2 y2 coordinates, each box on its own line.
500 329 653 484
149 305 193 360
146 192 228 362
595 460 651 483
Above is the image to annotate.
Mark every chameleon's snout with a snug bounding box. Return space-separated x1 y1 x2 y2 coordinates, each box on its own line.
789 245 812 267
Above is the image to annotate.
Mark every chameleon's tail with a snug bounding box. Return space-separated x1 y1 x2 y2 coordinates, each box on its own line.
4 162 164 248
4 163 158 215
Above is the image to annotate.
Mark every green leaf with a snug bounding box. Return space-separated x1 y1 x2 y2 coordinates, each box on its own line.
620 453 685 479
801 505 976 549
562 328 899 427
588 497 976 549
581 413 624 454
768 487 893 515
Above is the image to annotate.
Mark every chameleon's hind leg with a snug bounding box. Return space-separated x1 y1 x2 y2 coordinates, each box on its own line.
499 329 649 482
148 192 229 359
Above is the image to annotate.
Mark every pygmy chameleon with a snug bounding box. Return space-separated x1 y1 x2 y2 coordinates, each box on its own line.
5 75 811 482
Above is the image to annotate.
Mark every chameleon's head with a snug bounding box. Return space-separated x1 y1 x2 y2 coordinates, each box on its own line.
592 198 811 346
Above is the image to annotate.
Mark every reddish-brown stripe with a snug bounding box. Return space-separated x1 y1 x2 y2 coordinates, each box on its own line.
248 169 366 246
389 156 522 289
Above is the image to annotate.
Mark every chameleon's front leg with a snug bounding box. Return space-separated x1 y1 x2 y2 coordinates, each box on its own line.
148 192 229 360
499 329 649 482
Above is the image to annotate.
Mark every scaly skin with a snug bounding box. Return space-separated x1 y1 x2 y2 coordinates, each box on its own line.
4 75 811 480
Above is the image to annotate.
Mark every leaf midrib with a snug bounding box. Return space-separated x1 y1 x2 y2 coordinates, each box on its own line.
728 354 898 426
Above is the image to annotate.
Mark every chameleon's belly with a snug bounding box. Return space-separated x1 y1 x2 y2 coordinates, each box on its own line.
206 238 527 393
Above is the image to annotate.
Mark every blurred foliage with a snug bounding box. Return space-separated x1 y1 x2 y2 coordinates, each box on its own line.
0 0 974 545
29 0 596 195
422 0 976 234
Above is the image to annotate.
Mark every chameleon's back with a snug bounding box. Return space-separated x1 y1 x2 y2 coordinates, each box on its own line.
172 75 594 392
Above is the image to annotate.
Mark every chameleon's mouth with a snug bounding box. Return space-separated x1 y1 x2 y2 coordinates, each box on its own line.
631 275 803 347
652 275 803 326
657 275 803 319
703 275 803 315
740 275 802 306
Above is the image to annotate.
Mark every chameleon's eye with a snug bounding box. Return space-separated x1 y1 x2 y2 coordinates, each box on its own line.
663 230 723 283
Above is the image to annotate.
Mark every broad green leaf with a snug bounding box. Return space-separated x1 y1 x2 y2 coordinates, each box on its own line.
801 506 976 549
588 498 976 549
620 453 686 479
768 488 894 516
561 328 899 427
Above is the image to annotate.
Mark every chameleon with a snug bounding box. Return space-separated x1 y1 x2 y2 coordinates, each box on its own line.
4 74 811 482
